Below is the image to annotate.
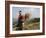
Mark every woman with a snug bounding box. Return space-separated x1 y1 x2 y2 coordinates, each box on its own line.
17 11 24 30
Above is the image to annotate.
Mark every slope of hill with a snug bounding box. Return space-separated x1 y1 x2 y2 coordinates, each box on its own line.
13 18 40 30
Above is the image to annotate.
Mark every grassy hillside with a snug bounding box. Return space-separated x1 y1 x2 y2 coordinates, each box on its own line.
13 18 40 31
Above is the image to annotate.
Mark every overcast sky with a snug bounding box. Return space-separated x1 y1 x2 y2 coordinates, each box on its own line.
12 7 40 19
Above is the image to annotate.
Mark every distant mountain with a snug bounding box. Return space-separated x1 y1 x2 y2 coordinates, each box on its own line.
27 18 40 24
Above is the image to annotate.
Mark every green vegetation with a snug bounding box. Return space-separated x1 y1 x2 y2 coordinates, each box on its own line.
13 18 40 31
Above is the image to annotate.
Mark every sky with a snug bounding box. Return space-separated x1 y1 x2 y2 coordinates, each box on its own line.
12 7 40 19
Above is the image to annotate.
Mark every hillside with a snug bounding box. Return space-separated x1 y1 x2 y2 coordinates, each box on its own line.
13 18 40 31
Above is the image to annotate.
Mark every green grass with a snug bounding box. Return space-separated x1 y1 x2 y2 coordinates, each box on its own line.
13 22 40 31
13 18 40 31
